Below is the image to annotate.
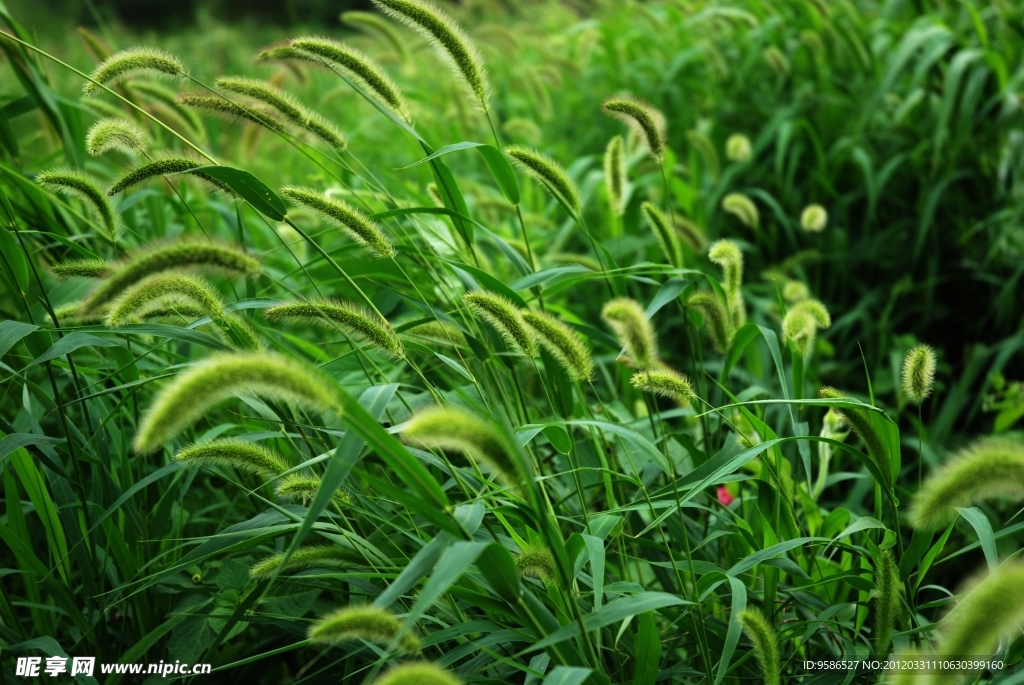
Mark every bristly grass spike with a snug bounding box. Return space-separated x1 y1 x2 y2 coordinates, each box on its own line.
902 344 936 405
601 297 658 368
83 47 185 95
603 95 666 161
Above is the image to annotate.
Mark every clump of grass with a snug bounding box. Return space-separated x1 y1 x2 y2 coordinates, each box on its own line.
290 37 410 122
604 135 626 217
250 545 363 580
800 204 828 232
173 439 289 479
309 605 419 651
372 0 489 107
281 186 395 258
265 299 405 359
642 202 682 269
83 47 185 95
402 406 524 486
631 368 695 404
505 146 580 215
371 663 461 685
740 609 781 685
37 168 119 241
463 291 535 357
909 438 1024 531
602 297 658 368
520 309 592 380
602 96 666 161
133 352 338 453
722 193 759 229
85 118 149 156
902 344 936 405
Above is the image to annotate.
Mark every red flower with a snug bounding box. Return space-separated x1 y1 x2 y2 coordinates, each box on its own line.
717 485 734 506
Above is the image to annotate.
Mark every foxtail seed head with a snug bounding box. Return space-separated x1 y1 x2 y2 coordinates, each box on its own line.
935 562 1024 663
372 0 489 107
308 605 419 652
281 186 394 258
275 474 351 508
265 299 405 359
51 258 113 280
108 156 233 196
505 146 580 216
909 437 1024 531
872 550 900 659
722 193 759 229
80 241 259 314
801 204 828 232
602 96 666 161
782 308 816 357
604 135 626 217
818 386 890 486
105 274 224 327
250 545 364 580
726 133 752 162
402 406 525 486
37 168 119 241
464 291 535 357
291 37 410 122
516 544 555 583
782 280 809 304
372 663 461 685
85 118 149 156
686 292 732 354
341 11 408 60
901 344 936 405
179 94 285 134
83 47 185 95
709 239 744 326
602 298 658 368
133 352 338 453
642 202 683 269
521 309 592 381
173 439 289 480
631 368 695 405
218 75 346 149
739 609 781 685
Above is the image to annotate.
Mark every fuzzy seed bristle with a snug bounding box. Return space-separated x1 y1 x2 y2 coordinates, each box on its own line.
740 609 781 685
934 562 1024 665
249 545 364 580
515 545 555 583
901 344 936 405
642 202 682 269
631 368 695 404
521 309 592 381
464 291 535 358
872 550 900 659
722 193 759 229
37 168 119 241
709 239 744 326
603 96 666 161
173 439 289 479
83 47 185 95
180 94 285 134
604 135 626 217
108 156 233 196
801 204 828 232
51 258 113 280
265 299 405 359
602 297 658 368
687 291 732 354
105 273 225 328
281 186 395 258
371 663 461 685
85 118 150 156
505 146 580 216
275 474 351 508
726 133 752 162
308 605 419 651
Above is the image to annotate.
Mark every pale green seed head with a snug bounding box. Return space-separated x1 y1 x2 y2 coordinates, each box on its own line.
85 118 150 157
722 193 759 229
801 204 828 232
604 135 626 217
901 343 936 405
308 605 419 652
505 145 581 216
872 549 900 659
602 297 658 368
265 299 405 359
250 545 364 581
133 352 339 453
83 47 185 95
726 133 752 162
936 562 1024 662
631 368 695 405
515 544 555 583
521 309 592 381
686 292 732 354
50 258 113 280
782 280 809 304
782 308 817 357
371 663 461 685
108 155 234 196
173 439 289 480
37 168 119 241
603 96 666 161
372 0 489 107
281 186 395 258
179 93 286 134
642 202 683 269
740 609 781 685
402 406 525 486
275 474 351 508
105 274 225 328
464 290 535 358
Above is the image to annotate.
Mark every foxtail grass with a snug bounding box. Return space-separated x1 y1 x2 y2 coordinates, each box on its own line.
265 299 405 359
463 291 535 357
602 297 658 368
308 605 419 651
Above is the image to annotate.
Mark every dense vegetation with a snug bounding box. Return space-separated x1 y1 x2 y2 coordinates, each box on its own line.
1 0 1024 683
